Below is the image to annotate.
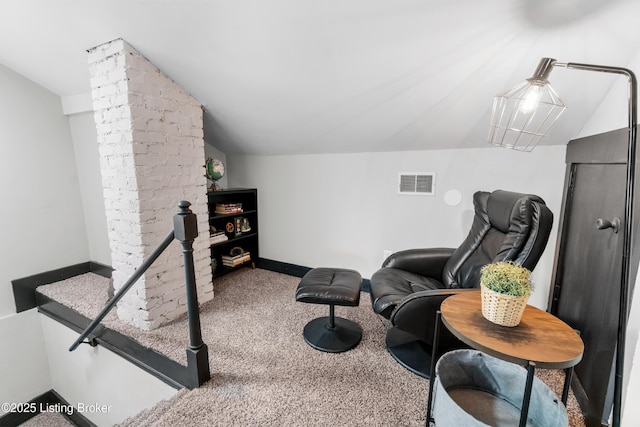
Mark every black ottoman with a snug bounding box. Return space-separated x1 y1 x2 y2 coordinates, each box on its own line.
295 268 362 353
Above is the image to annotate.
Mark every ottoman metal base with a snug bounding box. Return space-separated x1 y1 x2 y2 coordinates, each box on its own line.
303 306 362 353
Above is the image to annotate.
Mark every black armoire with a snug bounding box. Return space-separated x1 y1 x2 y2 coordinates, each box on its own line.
549 127 640 426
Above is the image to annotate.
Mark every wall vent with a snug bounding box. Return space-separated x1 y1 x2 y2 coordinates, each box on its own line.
398 172 435 195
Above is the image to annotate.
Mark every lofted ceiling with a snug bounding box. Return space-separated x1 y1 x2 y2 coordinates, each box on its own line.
2 0 640 155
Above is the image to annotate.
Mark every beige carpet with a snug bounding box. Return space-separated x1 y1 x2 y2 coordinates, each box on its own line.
19 411 74 427
39 268 586 426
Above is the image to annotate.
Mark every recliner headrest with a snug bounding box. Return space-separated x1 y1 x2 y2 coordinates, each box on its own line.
440 189 552 289
487 190 544 233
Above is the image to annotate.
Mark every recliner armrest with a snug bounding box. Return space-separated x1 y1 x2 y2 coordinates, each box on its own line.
383 248 456 278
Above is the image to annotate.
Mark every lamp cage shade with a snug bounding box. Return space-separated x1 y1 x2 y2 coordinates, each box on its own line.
488 80 567 151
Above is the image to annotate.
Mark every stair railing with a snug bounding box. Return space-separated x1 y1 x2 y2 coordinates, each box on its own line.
68 201 210 387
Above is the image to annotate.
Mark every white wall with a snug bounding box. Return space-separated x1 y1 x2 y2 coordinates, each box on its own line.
0 62 89 413
0 63 89 317
0 67 178 419
0 309 52 413
68 112 111 265
39 315 177 426
227 145 566 309
624 265 640 426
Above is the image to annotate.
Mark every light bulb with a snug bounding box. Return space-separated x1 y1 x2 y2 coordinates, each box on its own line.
519 84 542 114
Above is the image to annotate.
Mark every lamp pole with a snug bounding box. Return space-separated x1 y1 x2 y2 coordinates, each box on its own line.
553 61 636 427
491 58 637 426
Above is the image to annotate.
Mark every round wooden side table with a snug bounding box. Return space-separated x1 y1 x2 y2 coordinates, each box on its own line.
426 290 584 427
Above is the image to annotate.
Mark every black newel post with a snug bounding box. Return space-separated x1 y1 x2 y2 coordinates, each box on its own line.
173 200 210 387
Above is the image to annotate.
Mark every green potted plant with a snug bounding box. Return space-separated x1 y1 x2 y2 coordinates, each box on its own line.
480 261 533 327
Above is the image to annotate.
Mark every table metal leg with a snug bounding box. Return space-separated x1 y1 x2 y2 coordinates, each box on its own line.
561 366 574 405
520 361 536 427
426 310 442 427
561 329 580 405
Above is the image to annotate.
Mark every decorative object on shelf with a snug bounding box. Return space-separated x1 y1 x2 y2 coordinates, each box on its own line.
204 157 225 192
234 217 242 237
225 221 235 234
229 246 244 256
480 261 532 327
241 217 251 232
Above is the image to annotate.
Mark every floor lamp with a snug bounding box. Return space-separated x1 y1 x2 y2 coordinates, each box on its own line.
487 57 637 427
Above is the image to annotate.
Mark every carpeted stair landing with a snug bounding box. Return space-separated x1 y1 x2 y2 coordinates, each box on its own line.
38 269 586 426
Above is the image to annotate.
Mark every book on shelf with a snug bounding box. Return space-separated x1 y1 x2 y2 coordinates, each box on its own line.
215 202 243 214
210 233 229 244
221 252 251 267
221 252 250 262
222 259 250 267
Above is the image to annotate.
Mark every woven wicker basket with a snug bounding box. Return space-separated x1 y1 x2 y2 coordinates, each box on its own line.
480 283 529 327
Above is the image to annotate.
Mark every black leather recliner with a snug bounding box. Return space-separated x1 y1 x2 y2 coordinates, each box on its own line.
369 190 554 377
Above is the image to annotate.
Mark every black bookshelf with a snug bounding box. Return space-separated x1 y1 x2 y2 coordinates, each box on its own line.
207 188 258 277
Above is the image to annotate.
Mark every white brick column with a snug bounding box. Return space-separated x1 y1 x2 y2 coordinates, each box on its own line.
88 39 213 330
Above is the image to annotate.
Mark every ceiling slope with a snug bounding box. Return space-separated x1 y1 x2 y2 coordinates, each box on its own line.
1 0 639 154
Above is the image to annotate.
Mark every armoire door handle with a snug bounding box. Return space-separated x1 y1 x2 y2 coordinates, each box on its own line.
596 217 621 233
